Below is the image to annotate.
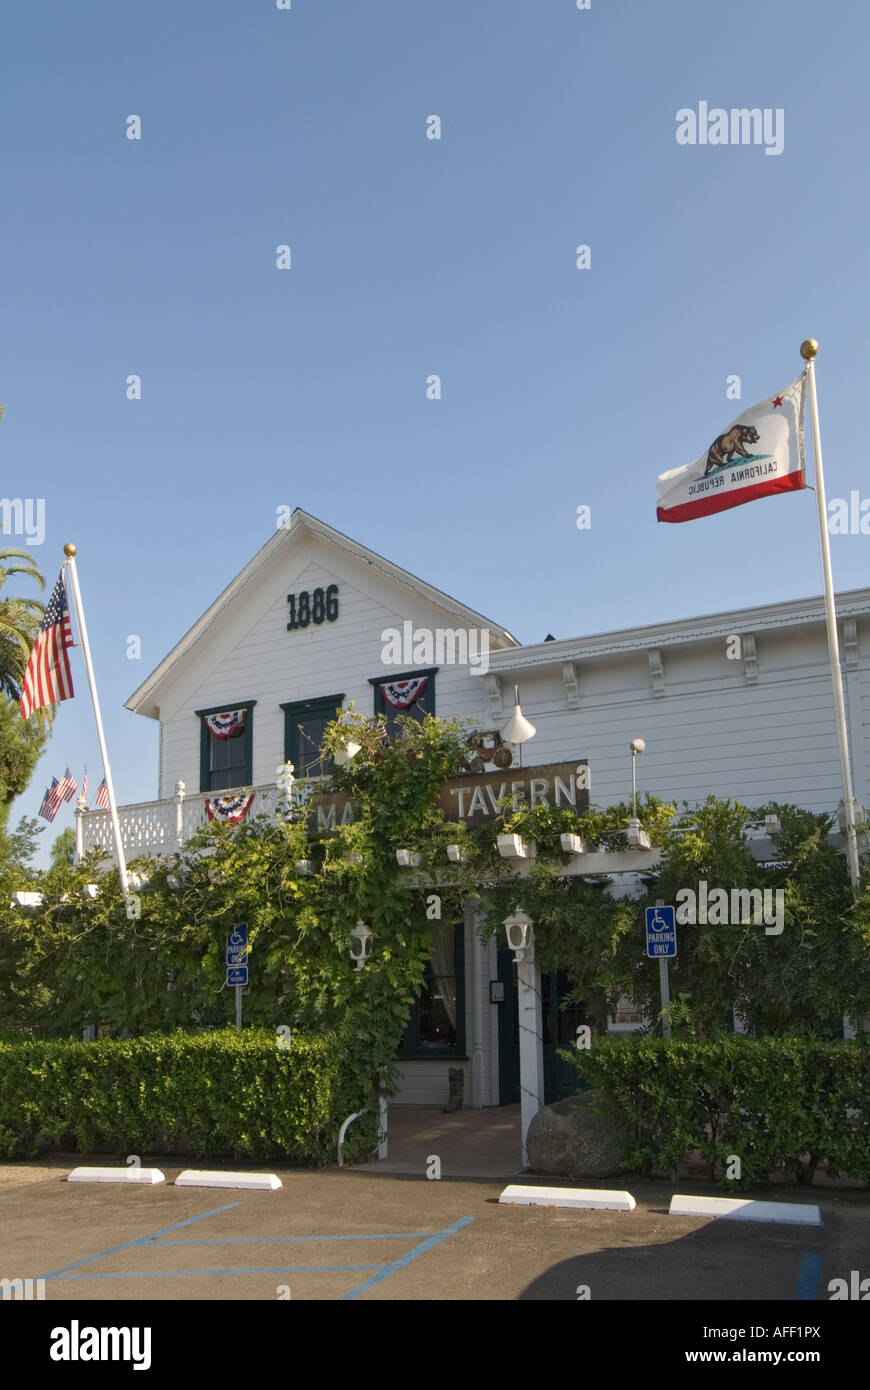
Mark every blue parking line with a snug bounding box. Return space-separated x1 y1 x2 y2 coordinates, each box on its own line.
150 1232 433 1248
338 1216 473 1300
39 1202 241 1281
795 1253 822 1300
42 1264 386 1281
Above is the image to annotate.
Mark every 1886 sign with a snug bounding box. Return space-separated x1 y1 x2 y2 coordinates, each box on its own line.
287 585 339 631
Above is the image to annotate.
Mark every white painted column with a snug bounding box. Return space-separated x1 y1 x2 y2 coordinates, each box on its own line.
517 930 544 1168
74 795 85 865
470 901 485 1108
175 780 186 849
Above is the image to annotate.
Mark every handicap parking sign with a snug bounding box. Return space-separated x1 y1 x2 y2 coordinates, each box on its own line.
645 906 677 958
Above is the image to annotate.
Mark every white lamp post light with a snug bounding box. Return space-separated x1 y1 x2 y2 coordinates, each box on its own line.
502 906 544 1167
349 919 373 971
627 738 651 849
503 906 533 962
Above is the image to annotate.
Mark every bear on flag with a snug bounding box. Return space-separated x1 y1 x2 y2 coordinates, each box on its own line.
656 375 806 523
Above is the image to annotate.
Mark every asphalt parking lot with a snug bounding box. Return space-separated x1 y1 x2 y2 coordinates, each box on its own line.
1 1157 867 1302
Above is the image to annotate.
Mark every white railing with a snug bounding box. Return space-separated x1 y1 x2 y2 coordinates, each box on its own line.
76 782 285 865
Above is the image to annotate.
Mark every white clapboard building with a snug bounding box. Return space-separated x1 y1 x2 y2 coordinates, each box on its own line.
78 510 870 1109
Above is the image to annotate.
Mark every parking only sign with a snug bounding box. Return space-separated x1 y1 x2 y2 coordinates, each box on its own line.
645 905 677 958
227 925 248 987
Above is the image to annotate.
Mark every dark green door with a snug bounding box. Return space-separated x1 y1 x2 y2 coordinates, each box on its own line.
496 948 520 1104
541 971 588 1103
497 958 587 1105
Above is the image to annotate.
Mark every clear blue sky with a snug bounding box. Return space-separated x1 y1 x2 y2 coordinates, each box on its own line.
2 0 867 860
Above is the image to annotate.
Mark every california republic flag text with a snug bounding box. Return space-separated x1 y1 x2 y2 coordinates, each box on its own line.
656 375 806 523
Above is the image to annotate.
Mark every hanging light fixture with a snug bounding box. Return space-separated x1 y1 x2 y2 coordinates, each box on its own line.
501 686 536 767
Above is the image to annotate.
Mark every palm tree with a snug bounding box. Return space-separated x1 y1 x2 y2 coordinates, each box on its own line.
0 548 46 703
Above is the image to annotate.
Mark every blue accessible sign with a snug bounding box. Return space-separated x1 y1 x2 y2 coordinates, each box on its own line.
227 926 248 987
645 906 677 958
226 924 248 966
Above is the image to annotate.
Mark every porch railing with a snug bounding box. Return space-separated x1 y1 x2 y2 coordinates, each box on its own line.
75 782 285 865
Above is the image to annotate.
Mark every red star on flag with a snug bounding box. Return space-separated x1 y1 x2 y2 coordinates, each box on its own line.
772 396 783 408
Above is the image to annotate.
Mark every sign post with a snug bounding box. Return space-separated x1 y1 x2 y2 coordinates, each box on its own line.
226 925 248 1029
645 902 676 1038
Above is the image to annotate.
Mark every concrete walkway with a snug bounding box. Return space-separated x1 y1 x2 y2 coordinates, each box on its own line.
355 1103 524 1180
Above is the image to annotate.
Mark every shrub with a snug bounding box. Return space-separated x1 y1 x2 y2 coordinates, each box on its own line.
569 1035 870 1187
0 1028 372 1164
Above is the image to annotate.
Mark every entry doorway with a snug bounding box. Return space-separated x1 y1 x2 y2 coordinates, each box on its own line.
495 951 587 1105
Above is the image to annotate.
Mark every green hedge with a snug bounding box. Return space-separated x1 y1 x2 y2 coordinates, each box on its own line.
0 1029 374 1164
570 1036 870 1187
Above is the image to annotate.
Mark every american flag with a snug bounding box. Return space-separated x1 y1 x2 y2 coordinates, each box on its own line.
95 777 109 810
38 777 63 822
82 768 88 803
19 572 75 721
58 766 78 803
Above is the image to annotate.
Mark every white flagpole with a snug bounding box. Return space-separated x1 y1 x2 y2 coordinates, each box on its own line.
62 543 130 895
800 340 861 893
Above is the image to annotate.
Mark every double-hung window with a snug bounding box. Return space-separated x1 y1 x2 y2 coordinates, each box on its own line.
280 694 345 779
369 667 437 735
197 702 255 793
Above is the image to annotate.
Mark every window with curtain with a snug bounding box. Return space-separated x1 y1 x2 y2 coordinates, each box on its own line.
398 922 465 1058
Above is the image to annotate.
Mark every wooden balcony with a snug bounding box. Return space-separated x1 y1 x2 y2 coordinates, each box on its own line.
75 782 285 865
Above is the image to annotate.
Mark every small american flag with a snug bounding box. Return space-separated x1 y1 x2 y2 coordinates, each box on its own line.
82 767 88 802
58 766 78 803
20 572 75 721
39 778 63 822
95 777 109 810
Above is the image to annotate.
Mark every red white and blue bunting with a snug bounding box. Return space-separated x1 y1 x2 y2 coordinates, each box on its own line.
381 677 427 709
205 791 255 823
204 709 247 740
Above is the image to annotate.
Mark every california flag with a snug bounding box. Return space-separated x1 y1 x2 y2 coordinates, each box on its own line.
656 375 806 523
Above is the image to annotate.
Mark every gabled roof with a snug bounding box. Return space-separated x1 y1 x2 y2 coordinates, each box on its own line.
126 509 520 719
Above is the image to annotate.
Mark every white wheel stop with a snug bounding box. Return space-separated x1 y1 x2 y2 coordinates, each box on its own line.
669 1194 821 1226
499 1183 636 1212
68 1166 165 1184
175 1170 282 1190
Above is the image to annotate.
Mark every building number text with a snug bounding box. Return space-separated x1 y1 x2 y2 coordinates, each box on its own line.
287 585 339 631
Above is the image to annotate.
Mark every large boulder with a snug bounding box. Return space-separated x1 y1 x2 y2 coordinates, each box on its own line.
527 1091 629 1179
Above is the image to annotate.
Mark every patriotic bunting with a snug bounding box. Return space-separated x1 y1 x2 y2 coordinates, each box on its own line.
204 709 247 739
381 677 427 709
205 791 255 823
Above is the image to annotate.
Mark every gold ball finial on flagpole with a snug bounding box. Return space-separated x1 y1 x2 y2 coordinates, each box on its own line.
800 339 819 361
63 543 77 557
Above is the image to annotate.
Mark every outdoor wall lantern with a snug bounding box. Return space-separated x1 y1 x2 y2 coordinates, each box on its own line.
764 814 782 838
501 686 536 767
503 906 533 962
349 919 373 970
